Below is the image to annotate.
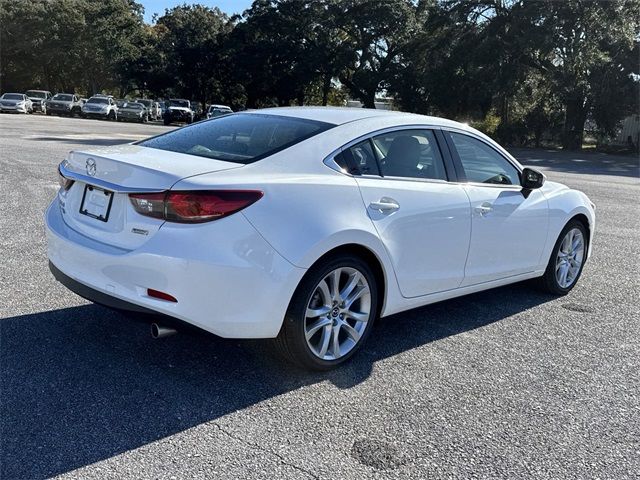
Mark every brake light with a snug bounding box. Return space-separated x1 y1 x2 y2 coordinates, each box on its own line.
129 190 263 223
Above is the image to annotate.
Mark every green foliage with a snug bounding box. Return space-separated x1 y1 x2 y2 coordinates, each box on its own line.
1 0 638 150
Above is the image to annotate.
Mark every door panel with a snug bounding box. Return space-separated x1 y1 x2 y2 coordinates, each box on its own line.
357 177 471 297
462 186 548 285
444 131 549 285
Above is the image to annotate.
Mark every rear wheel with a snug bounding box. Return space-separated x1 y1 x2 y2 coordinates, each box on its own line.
538 220 588 295
275 255 378 370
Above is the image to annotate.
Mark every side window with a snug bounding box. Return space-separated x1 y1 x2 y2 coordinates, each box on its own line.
335 140 381 176
371 129 447 181
449 133 520 185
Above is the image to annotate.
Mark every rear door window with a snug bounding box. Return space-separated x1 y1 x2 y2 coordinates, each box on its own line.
371 129 447 181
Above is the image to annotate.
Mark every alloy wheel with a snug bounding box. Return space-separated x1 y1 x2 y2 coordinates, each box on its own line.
304 267 372 361
555 228 585 288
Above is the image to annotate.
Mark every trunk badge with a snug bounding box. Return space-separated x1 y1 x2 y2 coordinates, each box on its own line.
86 158 97 176
132 228 149 236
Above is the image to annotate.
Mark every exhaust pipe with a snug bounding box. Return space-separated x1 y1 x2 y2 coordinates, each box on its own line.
151 323 177 339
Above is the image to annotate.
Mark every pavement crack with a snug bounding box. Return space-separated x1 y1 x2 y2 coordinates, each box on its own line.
211 422 319 479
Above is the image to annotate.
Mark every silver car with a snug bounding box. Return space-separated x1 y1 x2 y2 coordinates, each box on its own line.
82 96 118 120
0 93 33 113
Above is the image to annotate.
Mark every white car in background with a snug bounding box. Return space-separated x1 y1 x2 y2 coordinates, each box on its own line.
82 95 118 120
206 104 233 119
0 93 33 113
47 107 595 369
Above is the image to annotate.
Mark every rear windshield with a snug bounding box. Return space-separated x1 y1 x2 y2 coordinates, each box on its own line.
26 91 47 98
169 100 190 108
139 113 335 164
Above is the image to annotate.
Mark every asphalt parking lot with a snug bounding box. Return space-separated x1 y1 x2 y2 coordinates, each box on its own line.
1 114 638 479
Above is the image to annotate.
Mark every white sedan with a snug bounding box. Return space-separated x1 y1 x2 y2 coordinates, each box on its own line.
0 93 33 113
47 107 595 369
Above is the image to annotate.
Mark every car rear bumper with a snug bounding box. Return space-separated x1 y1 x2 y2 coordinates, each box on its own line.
45 200 305 338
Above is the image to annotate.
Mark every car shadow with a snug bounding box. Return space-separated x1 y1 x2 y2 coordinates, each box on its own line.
0 283 555 479
510 148 640 178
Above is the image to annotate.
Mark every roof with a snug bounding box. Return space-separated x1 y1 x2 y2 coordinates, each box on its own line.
249 106 465 128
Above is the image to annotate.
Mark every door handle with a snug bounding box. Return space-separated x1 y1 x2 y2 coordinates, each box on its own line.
474 202 493 216
369 197 400 213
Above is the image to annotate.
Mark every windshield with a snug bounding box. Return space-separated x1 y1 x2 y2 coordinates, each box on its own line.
2 94 24 100
139 113 334 164
26 91 47 98
169 100 189 108
53 94 73 101
137 99 151 106
124 103 143 110
87 97 109 104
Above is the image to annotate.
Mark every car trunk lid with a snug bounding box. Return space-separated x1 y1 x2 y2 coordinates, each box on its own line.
59 144 243 250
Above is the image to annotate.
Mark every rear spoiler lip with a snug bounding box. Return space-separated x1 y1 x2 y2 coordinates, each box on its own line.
59 160 165 194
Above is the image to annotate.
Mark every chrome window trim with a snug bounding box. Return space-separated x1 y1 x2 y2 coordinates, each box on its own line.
323 123 448 177
323 123 526 190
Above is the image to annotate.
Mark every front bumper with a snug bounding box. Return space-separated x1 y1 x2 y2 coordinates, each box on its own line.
45 200 305 338
49 106 72 114
83 110 109 118
0 105 27 113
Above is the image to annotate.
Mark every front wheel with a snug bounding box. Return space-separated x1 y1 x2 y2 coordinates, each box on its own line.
275 255 378 370
537 220 588 295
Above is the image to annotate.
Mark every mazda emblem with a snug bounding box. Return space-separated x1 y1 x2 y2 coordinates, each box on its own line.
86 158 96 177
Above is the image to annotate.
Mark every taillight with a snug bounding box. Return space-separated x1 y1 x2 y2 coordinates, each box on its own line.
57 167 74 190
129 190 263 223
129 192 165 219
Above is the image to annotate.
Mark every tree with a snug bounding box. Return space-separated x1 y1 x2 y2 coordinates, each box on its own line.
330 0 422 108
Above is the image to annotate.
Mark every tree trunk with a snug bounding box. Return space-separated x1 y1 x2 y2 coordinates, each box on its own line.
562 95 587 150
321 74 331 106
362 89 376 109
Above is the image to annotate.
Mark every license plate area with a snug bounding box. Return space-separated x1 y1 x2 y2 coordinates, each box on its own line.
79 184 114 222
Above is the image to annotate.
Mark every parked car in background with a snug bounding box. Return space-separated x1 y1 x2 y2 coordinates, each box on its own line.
82 95 118 120
191 101 205 121
136 99 160 121
0 93 33 113
163 98 194 125
47 93 82 116
206 104 233 119
117 101 148 123
25 90 52 114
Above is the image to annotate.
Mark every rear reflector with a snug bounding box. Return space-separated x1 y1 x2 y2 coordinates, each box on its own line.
147 288 177 302
130 190 263 223
57 167 74 190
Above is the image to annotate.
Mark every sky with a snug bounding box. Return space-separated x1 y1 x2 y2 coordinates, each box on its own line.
139 0 253 23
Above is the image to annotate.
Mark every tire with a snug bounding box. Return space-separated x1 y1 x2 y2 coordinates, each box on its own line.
274 254 379 370
537 219 588 295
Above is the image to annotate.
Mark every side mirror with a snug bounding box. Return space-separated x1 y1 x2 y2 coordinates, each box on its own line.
521 167 545 190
